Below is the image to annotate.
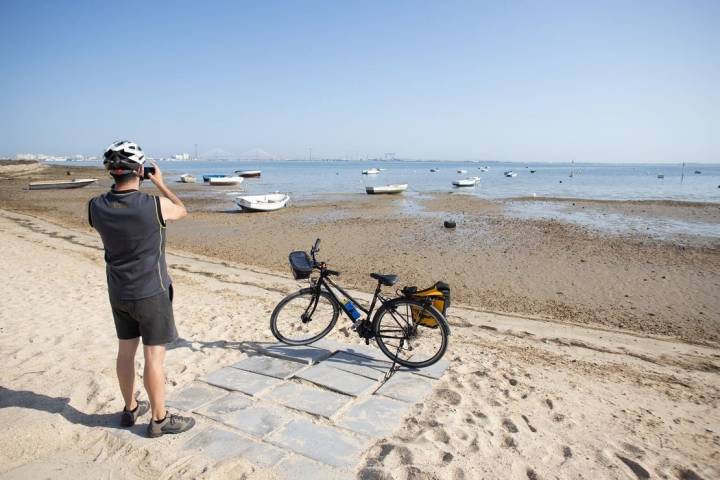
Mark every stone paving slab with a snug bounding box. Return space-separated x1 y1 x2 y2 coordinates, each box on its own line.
232 355 308 379
315 338 389 362
400 358 451 379
274 455 346 480
183 426 286 466
268 419 367 469
323 351 392 380
336 396 412 437
257 343 333 365
202 367 282 395
197 392 292 438
375 371 435 403
296 363 379 396
262 382 350 418
165 382 229 412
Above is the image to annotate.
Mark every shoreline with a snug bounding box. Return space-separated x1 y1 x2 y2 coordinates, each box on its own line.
2 163 719 346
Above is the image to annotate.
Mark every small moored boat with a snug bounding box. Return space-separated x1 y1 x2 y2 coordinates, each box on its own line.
452 178 478 187
430 168 440 172
366 184 408 195
362 168 381 175
657 174 664 179
180 174 196 183
504 170 518 177
236 193 289 211
202 174 226 182
478 166 489 172
457 169 467 174
209 176 244 186
28 178 97 190
234 170 262 177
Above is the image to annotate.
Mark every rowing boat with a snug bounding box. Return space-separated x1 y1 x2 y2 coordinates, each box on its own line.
28 178 97 190
365 184 408 194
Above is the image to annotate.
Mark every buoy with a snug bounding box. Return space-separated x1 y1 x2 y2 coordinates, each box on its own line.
444 220 456 229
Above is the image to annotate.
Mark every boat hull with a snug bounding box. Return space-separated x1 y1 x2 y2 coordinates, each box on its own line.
209 177 244 186
235 194 289 211
453 180 476 187
202 174 226 182
235 170 262 177
28 179 97 190
366 184 408 194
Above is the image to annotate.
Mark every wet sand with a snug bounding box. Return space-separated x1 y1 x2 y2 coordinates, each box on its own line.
2 162 719 345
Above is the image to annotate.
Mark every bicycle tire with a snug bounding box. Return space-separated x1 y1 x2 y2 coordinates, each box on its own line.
372 297 449 368
270 288 339 345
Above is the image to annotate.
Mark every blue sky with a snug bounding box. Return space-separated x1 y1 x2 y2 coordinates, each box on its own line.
1 1 718 162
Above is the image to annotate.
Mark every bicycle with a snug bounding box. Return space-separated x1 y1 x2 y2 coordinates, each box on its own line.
270 239 451 368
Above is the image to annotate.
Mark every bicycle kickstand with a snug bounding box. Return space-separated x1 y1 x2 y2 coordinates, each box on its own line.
383 341 404 381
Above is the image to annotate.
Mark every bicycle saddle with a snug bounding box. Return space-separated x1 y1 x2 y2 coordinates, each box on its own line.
371 273 398 286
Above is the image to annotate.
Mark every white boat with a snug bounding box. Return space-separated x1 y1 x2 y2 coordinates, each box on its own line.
209 176 244 186
28 178 97 190
236 193 289 211
457 169 467 174
430 168 440 172
366 184 408 194
479 166 489 172
362 168 381 175
452 177 480 187
234 170 261 177
504 171 518 177
180 174 196 183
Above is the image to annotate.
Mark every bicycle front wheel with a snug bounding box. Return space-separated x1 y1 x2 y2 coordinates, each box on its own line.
373 298 448 368
270 288 339 345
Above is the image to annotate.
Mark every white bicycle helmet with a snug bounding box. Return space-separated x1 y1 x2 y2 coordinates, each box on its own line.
103 140 145 172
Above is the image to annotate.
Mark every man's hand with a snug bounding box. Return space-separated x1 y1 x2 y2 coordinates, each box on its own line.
147 162 165 187
146 161 187 221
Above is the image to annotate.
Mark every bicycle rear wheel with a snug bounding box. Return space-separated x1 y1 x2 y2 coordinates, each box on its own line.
372 298 448 368
270 288 339 345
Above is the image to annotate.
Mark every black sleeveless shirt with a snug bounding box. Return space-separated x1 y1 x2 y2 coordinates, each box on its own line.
89 189 171 300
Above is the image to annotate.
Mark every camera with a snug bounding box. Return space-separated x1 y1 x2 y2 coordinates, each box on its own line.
142 166 156 179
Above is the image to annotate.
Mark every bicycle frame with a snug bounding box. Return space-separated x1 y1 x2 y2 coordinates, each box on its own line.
309 269 389 325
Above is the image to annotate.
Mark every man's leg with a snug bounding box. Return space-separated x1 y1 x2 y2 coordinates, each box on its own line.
143 344 167 421
117 338 140 410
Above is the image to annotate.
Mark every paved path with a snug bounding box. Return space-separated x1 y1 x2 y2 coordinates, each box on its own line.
112 339 448 478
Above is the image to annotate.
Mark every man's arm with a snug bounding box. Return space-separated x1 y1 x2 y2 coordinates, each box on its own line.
146 162 187 221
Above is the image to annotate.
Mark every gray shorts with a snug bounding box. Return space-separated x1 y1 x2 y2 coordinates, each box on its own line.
110 285 178 346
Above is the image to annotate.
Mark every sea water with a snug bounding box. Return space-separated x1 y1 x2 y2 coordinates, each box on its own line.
59 160 720 203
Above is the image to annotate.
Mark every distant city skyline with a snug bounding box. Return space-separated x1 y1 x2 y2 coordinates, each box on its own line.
1 1 718 163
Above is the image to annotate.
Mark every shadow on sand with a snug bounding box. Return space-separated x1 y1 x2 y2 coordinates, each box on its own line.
0 385 140 434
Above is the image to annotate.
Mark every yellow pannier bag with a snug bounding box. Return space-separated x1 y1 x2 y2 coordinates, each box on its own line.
403 282 450 328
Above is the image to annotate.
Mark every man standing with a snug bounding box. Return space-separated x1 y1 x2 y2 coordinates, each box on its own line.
89 140 194 437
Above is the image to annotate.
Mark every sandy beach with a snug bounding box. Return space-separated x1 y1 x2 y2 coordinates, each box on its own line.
1 163 719 479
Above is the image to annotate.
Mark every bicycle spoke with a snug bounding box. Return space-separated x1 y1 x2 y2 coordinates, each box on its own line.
373 299 447 368
271 290 338 345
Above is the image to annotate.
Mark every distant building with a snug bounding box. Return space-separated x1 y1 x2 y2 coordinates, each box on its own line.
172 153 190 161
